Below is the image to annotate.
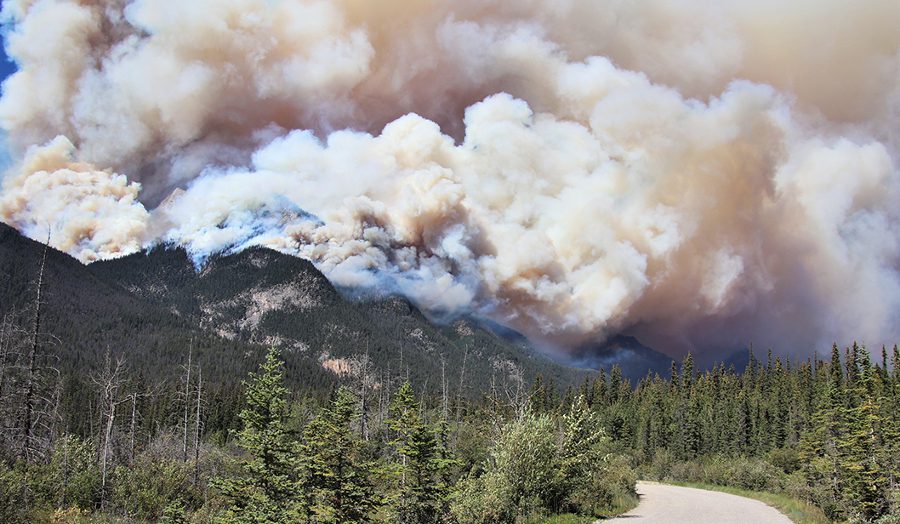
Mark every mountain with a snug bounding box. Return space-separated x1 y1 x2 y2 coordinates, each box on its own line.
1 222 595 436
90 244 590 397
571 335 676 383
0 223 297 434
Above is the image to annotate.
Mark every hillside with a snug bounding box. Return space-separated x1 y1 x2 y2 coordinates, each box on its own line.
89 244 591 396
1 223 595 435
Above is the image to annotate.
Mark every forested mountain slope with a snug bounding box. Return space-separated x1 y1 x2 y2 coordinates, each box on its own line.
1 223 590 433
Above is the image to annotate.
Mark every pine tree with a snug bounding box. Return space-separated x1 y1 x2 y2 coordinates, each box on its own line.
838 350 891 520
385 381 449 524
214 347 301 524
301 387 378 524
799 344 846 519
593 367 608 408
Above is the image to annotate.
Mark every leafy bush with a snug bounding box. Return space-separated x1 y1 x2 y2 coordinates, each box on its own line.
0 437 101 524
0 464 30 524
110 455 197 521
450 403 636 524
642 451 786 493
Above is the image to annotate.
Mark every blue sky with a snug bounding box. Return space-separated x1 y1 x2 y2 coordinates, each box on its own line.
0 31 14 83
0 31 12 172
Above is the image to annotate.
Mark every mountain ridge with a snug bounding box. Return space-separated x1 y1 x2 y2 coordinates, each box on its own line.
1 223 607 437
1 221 686 414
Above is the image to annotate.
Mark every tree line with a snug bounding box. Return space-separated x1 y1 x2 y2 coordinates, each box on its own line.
558 345 898 522
0 339 634 523
0 242 896 522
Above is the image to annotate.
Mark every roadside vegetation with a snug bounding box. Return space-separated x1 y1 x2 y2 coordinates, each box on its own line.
0 251 895 523
624 347 899 523
0 345 636 523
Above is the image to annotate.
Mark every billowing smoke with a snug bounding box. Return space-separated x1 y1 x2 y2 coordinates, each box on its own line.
1 0 900 357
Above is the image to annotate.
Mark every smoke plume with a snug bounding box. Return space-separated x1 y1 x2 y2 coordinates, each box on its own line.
2 0 900 357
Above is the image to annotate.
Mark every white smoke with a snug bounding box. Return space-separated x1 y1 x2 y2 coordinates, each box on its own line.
1 0 899 357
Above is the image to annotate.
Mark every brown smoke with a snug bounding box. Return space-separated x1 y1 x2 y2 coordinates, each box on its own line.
1 0 899 357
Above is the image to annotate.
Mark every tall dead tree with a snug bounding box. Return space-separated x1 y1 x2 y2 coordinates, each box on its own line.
0 310 26 454
17 233 61 463
22 237 48 462
358 341 371 441
181 340 193 462
128 392 137 464
192 365 203 485
440 355 449 421
92 348 127 509
455 341 470 427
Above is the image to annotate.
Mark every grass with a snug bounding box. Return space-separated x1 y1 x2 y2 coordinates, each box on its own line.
527 491 640 523
530 514 592 524
665 481 830 524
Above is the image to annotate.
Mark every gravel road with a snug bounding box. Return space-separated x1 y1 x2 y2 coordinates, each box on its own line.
600 481 794 524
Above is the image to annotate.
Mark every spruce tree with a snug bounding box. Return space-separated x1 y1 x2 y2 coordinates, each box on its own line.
799 344 846 519
386 381 448 524
838 351 890 520
301 387 378 524
214 347 301 524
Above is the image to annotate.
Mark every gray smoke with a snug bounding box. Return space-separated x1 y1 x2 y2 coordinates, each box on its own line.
1 0 899 357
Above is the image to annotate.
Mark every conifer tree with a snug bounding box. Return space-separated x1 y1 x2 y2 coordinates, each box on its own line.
386 381 448 524
301 386 377 524
799 344 846 518
593 367 608 408
214 347 300 524
838 350 891 520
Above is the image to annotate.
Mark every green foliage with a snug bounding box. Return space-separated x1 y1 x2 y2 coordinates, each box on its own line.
385 381 451 524
0 463 31 524
623 347 899 522
213 347 302 524
300 386 378 524
450 407 635 524
160 500 188 524
44 436 102 512
0 437 101 523
2 224 896 524
110 455 196 521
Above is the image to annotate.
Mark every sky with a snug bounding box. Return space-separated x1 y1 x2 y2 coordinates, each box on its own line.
0 27 14 83
0 26 13 172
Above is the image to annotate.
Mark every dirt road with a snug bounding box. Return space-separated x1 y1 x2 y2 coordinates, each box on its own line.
601 481 794 523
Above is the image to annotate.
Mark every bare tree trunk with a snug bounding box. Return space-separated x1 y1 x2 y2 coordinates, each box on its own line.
182 341 192 463
128 393 137 464
441 356 449 421
0 312 12 401
193 366 203 486
94 349 126 510
359 341 369 441
49 379 61 448
455 342 469 429
379 367 389 431
88 398 94 441
100 397 115 508
23 237 48 462
0 311 23 449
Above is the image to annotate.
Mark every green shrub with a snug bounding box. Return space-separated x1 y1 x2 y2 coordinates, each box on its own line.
110 455 197 521
449 472 514 524
450 408 636 524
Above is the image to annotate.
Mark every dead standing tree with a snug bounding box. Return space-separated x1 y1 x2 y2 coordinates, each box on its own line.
192 364 204 486
91 347 128 510
0 309 27 456
181 341 193 462
11 233 62 464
